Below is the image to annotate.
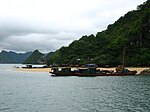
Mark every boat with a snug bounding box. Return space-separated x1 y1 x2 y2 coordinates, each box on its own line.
50 67 77 77
50 47 137 77
49 66 137 77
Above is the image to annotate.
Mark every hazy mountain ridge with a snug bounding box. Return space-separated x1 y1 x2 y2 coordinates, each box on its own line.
2 1 149 66
23 50 55 65
0 50 32 64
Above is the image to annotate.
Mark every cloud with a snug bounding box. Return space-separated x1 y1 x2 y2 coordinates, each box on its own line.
0 0 146 53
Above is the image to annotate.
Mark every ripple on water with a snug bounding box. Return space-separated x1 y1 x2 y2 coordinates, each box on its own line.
0 103 11 112
0 108 11 111
0 66 150 112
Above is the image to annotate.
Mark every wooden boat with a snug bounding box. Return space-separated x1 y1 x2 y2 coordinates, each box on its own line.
50 67 77 77
75 71 137 77
50 67 137 77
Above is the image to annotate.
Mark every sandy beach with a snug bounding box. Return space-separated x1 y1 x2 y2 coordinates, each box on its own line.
98 67 149 74
15 68 51 72
15 67 149 74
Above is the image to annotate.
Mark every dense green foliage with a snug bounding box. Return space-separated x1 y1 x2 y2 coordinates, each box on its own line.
46 52 55 66
0 50 32 64
23 50 45 64
48 0 150 67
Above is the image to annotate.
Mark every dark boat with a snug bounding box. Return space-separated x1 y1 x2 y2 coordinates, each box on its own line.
50 66 137 77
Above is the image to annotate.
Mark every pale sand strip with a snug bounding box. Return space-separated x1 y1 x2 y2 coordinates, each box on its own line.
15 68 51 72
14 67 149 74
98 67 149 74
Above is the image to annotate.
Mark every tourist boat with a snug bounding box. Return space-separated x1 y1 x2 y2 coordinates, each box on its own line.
49 66 137 77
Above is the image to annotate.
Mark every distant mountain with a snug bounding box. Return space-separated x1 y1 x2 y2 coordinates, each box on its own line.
23 50 46 64
0 50 32 64
47 0 150 67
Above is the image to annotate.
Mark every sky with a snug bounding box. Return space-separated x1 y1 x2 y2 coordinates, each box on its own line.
0 0 146 53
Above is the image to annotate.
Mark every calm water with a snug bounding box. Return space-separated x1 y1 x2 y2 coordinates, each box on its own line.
0 64 150 112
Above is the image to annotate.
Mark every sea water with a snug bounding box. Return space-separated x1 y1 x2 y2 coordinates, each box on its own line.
0 64 150 112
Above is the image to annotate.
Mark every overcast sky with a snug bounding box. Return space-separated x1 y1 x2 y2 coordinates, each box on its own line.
0 0 146 53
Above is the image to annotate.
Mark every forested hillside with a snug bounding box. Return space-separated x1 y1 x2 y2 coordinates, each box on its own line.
47 0 150 67
23 50 46 64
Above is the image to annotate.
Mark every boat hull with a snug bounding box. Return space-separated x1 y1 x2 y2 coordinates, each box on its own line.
50 72 77 77
50 71 137 77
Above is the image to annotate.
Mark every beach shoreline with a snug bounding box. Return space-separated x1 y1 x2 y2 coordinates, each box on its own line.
14 67 149 74
14 68 51 72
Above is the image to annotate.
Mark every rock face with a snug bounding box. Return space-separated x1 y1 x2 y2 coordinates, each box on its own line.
139 69 150 75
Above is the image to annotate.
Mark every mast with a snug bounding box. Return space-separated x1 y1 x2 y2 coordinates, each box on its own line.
122 46 125 67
